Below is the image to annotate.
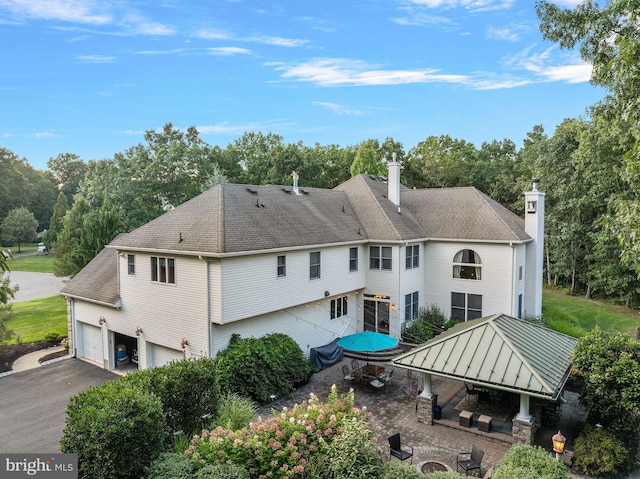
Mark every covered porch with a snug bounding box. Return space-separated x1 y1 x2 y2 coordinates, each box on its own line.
390 313 578 445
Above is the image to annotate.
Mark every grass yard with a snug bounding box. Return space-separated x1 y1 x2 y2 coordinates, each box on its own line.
542 287 640 338
6 254 55 273
5 296 67 344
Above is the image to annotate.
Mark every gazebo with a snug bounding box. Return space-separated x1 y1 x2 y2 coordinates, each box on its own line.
390 313 578 444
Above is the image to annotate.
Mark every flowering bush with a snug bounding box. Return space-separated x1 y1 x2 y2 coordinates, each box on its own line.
185 385 372 479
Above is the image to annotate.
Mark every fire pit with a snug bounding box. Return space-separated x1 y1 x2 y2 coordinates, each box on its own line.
417 460 452 474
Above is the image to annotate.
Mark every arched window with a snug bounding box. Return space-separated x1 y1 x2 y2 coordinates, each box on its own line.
453 249 482 280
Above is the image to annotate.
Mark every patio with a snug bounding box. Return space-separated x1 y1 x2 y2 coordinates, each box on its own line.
256 358 591 478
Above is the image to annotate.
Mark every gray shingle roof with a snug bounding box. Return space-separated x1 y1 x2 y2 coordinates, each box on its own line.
391 314 578 399
60 239 120 306
110 183 367 254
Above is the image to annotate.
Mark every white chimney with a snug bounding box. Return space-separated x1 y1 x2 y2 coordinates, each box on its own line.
292 171 301 195
524 177 545 318
387 153 401 210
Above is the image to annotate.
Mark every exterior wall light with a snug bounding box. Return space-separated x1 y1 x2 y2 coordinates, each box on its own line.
98 316 106 325
181 338 189 349
135 327 143 336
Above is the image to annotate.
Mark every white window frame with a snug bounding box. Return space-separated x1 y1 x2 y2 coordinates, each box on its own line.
151 256 175 284
127 254 135 275
277 255 286 277
451 292 482 321
405 291 419 321
406 245 419 269
453 249 482 280
349 247 358 272
310 251 321 279
330 296 348 319
369 246 392 270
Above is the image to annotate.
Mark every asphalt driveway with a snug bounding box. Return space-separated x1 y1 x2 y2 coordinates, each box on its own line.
7 270 69 303
0 359 117 453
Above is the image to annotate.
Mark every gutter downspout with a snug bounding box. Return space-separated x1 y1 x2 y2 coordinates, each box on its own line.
199 255 212 357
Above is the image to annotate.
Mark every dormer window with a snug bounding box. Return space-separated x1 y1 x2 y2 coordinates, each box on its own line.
453 249 482 280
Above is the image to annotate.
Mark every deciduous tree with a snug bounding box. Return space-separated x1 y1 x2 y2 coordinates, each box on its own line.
0 207 38 252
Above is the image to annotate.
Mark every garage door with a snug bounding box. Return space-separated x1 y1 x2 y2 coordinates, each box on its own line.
148 343 184 368
80 322 103 364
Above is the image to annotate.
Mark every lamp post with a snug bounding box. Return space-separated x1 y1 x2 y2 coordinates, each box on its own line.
552 430 566 461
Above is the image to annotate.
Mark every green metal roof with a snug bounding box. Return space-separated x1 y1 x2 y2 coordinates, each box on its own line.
391 314 578 400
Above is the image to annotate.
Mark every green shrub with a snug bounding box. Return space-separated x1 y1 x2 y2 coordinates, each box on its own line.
573 425 630 476
401 304 451 343
144 452 195 479
186 386 370 478
325 419 382 479
121 357 220 440
380 460 422 479
215 392 257 431
215 333 312 403
424 473 465 479
44 331 61 343
492 444 570 479
193 463 250 479
60 380 165 479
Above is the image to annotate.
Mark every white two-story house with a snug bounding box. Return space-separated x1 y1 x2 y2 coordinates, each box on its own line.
61 162 545 371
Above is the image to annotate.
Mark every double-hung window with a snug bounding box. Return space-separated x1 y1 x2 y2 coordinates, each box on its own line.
369 246 392 270
405 291 419 321
406 245 419 269
330 296 348 319
277 255 286 277
127 254 135 275
310 252 320 279
349 247 358 272
151 256 175 284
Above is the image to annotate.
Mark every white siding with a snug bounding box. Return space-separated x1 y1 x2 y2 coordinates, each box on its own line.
148 342 186 367
211 294 360 357
216 245 366 324
423 241 516 319
85 253 212 369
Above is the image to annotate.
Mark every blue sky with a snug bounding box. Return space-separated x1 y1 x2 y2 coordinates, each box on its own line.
0 0 603 171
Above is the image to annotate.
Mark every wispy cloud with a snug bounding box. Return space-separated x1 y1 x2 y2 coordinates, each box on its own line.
249 35 309 48
197 120 295 136
193 27 231 40
313 101 363 116
505 46 592 83
0 0 175 36
0 0 112 24
207 47 252 56
33 130 58 138
486 23 529 42
405 0 515 13
270 58 469 87
75 54 116 63
135 48 186 55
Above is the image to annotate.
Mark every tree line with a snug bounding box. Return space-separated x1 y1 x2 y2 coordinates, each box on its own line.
2 1 640 309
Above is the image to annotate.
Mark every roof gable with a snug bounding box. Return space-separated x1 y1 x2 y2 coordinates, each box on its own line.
391 314 577 399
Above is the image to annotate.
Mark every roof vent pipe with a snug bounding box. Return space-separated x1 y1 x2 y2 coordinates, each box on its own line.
292 171 301 195
387 153 401 210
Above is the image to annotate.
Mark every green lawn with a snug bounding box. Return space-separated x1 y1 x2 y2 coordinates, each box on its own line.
5 296 68 344
6 254 56 273
542 288 640 338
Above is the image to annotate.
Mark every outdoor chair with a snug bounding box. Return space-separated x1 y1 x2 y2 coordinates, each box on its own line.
342 365 356 383
457 443 484 477
350 358 361 371
464 383 481 404
369 377 385 391
388 433 414 464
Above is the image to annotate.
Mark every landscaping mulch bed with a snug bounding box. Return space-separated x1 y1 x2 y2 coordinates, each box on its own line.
0 341 66 373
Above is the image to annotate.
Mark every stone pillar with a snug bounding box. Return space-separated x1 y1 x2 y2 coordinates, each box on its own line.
417 372 436 424
512 416 536 445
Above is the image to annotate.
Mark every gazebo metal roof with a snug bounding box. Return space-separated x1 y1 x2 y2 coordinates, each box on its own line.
391 314 578 400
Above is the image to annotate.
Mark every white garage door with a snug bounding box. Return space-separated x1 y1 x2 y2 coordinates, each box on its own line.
148 343 184 368
80 322 103 364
